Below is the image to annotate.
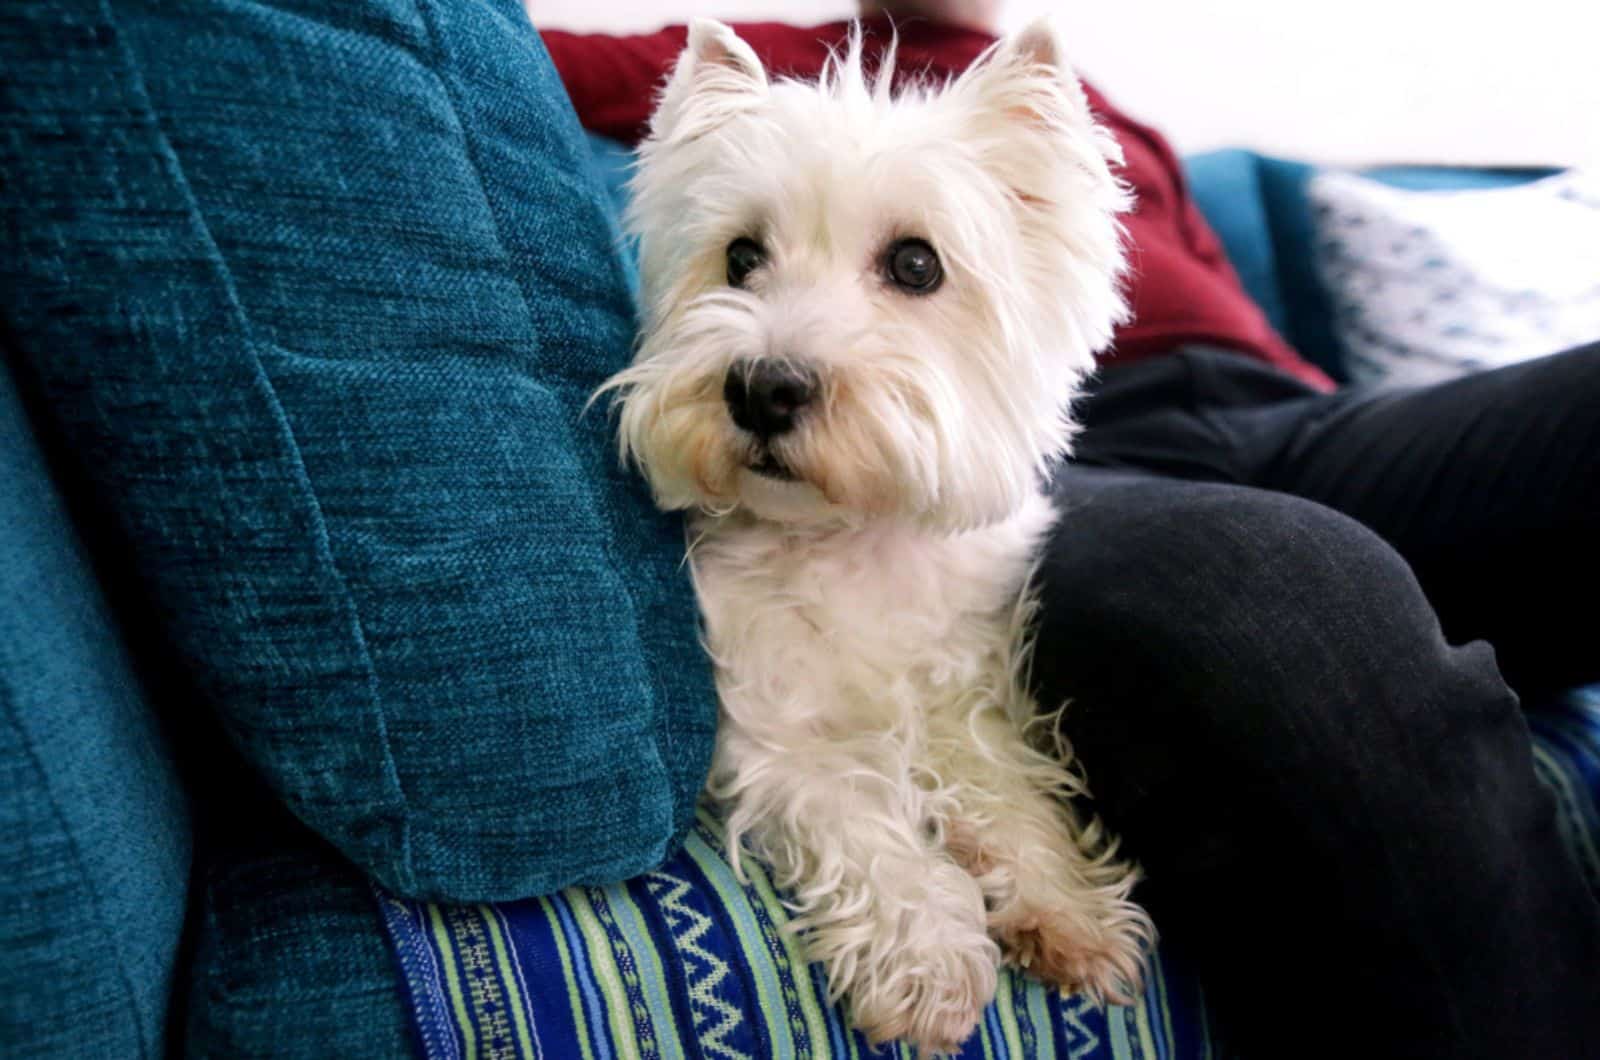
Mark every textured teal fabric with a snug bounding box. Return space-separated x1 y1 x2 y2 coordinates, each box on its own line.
0 366 192 1058
185 813 412 1059
0 0 715 900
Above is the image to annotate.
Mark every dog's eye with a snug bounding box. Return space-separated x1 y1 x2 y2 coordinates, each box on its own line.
726 237 766 288
886 238 943 294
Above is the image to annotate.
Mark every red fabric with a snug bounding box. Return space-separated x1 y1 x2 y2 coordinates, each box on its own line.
540 18 1333 390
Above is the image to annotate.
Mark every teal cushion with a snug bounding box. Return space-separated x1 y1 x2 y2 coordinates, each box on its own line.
185 812 411 1059
0 366 191 1058
1 0 714 900
585 133 642 280
1183 149 1290 338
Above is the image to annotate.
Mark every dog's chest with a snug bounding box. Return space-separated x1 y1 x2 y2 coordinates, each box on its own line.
691 499 1055 732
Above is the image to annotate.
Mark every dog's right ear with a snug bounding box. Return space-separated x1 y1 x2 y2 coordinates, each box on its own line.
649 19 768 144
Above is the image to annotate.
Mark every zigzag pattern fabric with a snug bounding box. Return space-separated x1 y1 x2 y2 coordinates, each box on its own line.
380 690 1600 1059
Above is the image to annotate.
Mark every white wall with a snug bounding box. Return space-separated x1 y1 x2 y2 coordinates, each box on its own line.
998 0 1600 167
528 1 1600 166
528 1 854 34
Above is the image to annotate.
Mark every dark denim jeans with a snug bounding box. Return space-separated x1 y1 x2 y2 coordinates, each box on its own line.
1033 343 1600 1059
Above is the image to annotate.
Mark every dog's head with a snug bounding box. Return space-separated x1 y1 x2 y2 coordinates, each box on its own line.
602 18 1129 531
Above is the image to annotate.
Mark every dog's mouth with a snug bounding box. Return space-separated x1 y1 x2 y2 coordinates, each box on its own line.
748 451 797 481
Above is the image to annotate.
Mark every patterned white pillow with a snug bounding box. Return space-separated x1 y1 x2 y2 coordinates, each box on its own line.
1309 170 1600 387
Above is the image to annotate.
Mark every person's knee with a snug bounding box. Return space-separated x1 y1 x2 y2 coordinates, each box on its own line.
1040 480 1413 673
1032 477 1520 870
1032 478 1491 755
1035 477 1596 1060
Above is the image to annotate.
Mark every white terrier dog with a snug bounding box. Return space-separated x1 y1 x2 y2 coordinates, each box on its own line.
602 17 1153 1054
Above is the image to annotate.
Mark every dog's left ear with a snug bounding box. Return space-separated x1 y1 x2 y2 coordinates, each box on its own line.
953 17 1122 167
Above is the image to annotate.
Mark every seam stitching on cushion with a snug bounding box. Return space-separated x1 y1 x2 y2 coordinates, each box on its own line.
409 0 677 870
101 0 415 891
0 677 153 1060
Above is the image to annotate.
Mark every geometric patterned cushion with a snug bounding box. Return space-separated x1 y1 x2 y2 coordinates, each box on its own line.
380 687 1600 1059
1309 170 1600 387
379 810 1217 1060
1529 687 1600 899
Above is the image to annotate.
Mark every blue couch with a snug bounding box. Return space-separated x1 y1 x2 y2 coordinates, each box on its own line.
2 4 1595 1057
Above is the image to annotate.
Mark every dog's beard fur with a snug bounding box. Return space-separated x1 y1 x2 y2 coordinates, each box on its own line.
600 17 1153 1055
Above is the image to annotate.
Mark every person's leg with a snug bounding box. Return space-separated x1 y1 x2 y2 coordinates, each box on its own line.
1238 341 1600 698
1033 466 1600 1060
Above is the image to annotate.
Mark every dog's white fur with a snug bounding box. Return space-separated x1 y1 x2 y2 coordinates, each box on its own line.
601 18 1153 1054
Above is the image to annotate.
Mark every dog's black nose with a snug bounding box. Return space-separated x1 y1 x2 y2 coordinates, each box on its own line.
723 360 819 439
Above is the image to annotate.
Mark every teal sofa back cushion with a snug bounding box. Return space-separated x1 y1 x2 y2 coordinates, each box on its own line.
0 367 192 1058
1 0 715 900
184 809 412 1059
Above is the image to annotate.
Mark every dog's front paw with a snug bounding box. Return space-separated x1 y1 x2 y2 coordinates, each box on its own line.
996 888 1152 1006
849 932 998 1057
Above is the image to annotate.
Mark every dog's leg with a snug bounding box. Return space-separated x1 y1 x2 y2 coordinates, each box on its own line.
931 701 1154 1005
715 735 998 1055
